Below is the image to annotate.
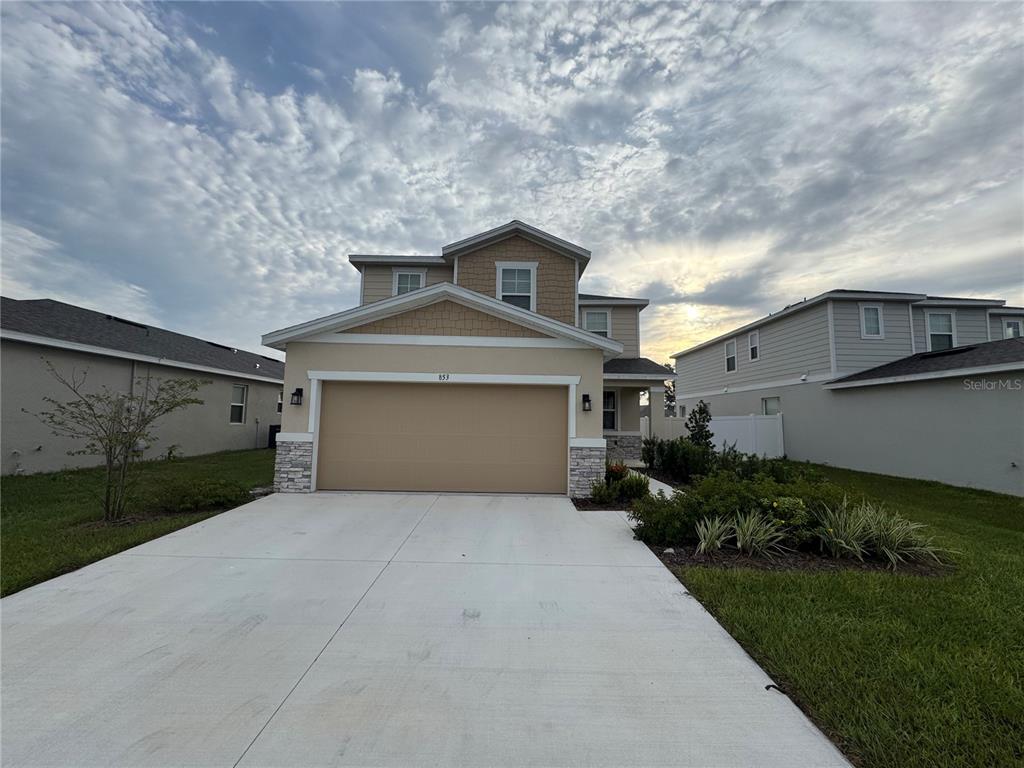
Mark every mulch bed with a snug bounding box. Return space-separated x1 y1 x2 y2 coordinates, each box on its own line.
652 543 953 576
572 497 631 511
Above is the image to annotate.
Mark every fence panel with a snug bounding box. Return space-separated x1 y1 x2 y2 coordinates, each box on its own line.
644 414 784 457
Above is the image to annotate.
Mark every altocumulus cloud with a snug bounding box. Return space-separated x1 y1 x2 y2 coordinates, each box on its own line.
1 2 1021 363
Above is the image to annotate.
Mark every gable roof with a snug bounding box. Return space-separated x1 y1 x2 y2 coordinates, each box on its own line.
1 296 284 383
603 357 673 379
825 337 1024 389
442 220 592 273
262 282 623 357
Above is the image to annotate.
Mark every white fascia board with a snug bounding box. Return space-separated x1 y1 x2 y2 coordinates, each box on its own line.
263 282 623 355
347 255 445 271
824 362 1024 389
670 290 928 359
1 330 284 384
602 373 673 382
307 371 582 386
578 298 649 307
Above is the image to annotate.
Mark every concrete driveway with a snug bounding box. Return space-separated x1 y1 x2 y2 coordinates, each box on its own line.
2 493 848 767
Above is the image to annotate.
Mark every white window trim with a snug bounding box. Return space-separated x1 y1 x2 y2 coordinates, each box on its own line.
925 309 957 351
392 267 427 296
724 339 737 373
495 261 537 312
1004 319 1022 338
602 388 618 432
229 384 248 425
859 303 884 339
761 396 781 416
748 330 760 361
583 308 611 337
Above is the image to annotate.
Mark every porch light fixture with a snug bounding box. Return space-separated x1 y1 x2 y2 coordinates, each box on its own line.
582 393 592 411
290 387 304 406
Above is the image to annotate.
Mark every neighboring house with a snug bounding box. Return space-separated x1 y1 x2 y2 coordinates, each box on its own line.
671 290 1024 495
263 220 671 496
1 297 284 475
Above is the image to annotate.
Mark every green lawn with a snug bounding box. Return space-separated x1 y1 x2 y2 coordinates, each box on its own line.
1 449 275 597
675 465 1024 768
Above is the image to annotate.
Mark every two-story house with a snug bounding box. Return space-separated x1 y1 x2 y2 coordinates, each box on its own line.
263 221 671 496
671 290 1024 495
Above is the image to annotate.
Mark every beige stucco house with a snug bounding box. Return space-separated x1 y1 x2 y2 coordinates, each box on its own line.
1 297 284 475
263 221 671 496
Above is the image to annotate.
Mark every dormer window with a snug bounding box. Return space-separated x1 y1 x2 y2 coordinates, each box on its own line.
583 309 610 337
496 262 537 311
393 269 426 296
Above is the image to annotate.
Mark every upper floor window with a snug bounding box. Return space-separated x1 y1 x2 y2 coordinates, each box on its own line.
230 384 248 424
393 269 426 296
860 303 884 339
583 309 610 337
725 339 737 372
927 311 955 351
496 262 537 311
748 330 760 361
1005 319 1022 339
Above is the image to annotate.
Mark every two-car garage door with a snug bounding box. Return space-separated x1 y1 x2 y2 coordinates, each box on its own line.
316 382 568 494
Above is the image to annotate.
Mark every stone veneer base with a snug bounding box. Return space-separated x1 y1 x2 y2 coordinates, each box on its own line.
274 440 313 493
569 446 606 497
606 434 642 463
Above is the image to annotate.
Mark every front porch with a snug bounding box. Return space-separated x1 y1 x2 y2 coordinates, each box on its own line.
601 358 673 464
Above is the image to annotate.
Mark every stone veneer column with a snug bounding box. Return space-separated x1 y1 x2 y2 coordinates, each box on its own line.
569 445 606 497
274 438 313 492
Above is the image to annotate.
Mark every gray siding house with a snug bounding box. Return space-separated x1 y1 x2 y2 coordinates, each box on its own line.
1 297 284 475
672 290 1024 495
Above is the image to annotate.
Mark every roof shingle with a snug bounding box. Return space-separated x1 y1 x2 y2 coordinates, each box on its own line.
829 337 1024 386
1 297 284 381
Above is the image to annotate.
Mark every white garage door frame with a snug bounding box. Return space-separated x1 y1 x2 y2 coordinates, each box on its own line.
305 370 587 493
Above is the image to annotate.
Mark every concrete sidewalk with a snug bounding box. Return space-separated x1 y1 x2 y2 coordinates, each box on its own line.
1 492 848 767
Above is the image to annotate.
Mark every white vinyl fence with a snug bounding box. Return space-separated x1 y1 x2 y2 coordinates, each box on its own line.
640 414 785 458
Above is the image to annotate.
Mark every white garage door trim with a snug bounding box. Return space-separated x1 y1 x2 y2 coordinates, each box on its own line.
306 371 583 492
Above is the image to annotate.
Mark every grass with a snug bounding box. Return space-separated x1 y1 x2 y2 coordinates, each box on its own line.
674 464 1024 768
1 449 275 597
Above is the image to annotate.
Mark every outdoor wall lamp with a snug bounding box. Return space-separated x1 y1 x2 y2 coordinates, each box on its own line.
582 393 592 411
290 387 304 406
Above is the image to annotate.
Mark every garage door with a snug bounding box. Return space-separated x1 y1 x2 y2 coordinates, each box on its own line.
316 382 568 494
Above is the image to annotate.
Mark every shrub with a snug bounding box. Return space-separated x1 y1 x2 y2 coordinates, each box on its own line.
646 437 714 485
605 463 629 484
733 511 790 558
689 471 763 519
684 400 714 450
143 478 250 515
617 472 650 502
629 491 704 545
860 501 948 569
589 479 616 505
814 497 872 560
696 516 732 555
641 437 658 469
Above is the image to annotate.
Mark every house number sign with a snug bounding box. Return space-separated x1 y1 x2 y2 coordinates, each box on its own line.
438 373 451 381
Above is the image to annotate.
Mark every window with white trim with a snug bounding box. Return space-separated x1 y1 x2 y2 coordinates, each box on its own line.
277 390 283 414
725 339 737 372
230 384 248 424
498 266 535 310
749 330 760 361
860 303 884 339
393 270 425 296
602 391 617 431
928 312 955 351
761 396 781 416
583 309 610 337
1005 319 1022 339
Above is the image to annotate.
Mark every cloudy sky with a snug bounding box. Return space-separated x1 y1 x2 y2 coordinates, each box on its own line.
2 2 1022 364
